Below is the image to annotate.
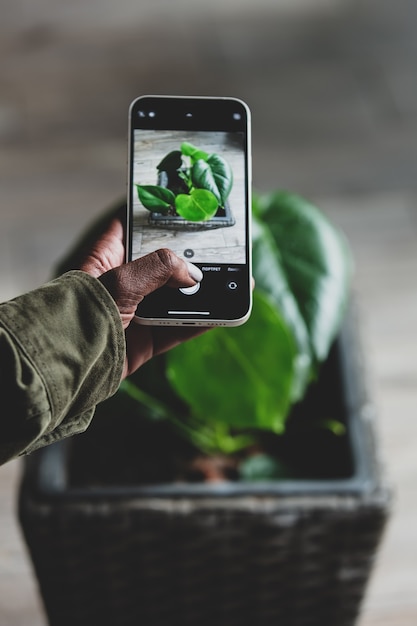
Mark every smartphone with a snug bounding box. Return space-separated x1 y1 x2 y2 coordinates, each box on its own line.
126 95 252 327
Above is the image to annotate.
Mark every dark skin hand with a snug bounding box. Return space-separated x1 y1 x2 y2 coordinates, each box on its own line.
79 217 207 379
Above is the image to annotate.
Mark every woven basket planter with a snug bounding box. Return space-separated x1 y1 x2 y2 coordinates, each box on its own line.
18 309 390 626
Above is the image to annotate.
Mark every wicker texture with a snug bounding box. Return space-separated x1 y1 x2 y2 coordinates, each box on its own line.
20 493 388 626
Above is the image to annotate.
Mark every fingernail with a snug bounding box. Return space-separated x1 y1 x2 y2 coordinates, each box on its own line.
186 261 203 282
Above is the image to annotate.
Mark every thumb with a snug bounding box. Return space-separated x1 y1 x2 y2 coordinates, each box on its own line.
99 248 203 328
79 218 125 277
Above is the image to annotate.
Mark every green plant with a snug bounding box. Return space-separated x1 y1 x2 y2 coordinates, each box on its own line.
135 142 233 222
121 190 352 473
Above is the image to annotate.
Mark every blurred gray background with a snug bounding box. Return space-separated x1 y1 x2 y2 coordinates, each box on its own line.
1 0 417 623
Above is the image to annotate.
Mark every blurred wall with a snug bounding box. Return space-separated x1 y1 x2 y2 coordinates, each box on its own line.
3 0 416 298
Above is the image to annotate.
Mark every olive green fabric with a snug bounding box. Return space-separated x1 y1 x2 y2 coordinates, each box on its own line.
0 271 125 465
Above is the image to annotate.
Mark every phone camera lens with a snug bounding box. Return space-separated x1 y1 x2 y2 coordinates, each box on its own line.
148 111 156 118
233 113 241 120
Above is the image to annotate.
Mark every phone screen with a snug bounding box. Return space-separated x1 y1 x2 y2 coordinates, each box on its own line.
127 96 252 326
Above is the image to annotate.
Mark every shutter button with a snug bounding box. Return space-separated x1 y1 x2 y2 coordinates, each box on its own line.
179 282 201 295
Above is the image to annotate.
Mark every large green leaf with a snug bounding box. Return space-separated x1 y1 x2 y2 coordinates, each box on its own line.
175 188 218 221
256 191 352 363
192 155 233 205
136 184 175 213
166 291 296 434
125 187 352 454
251 216 312 400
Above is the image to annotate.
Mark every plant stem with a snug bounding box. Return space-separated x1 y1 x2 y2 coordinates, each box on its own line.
120 380 219 452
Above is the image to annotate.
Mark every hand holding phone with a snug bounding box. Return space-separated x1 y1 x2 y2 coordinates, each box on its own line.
127 95 252 327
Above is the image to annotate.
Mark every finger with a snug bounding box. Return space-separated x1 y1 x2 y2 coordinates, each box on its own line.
99 248 202 328
80 218 125 277
152 325 210 357
122 323 210 378
128 248 202 294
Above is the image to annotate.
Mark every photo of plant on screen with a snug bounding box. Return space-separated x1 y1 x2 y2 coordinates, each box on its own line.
131 130 247 264
136 141 234 223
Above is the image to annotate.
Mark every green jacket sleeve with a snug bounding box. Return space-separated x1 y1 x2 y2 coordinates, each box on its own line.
0 271 125 465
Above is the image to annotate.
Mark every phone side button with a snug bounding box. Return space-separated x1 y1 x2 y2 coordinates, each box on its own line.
179 283 201 296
